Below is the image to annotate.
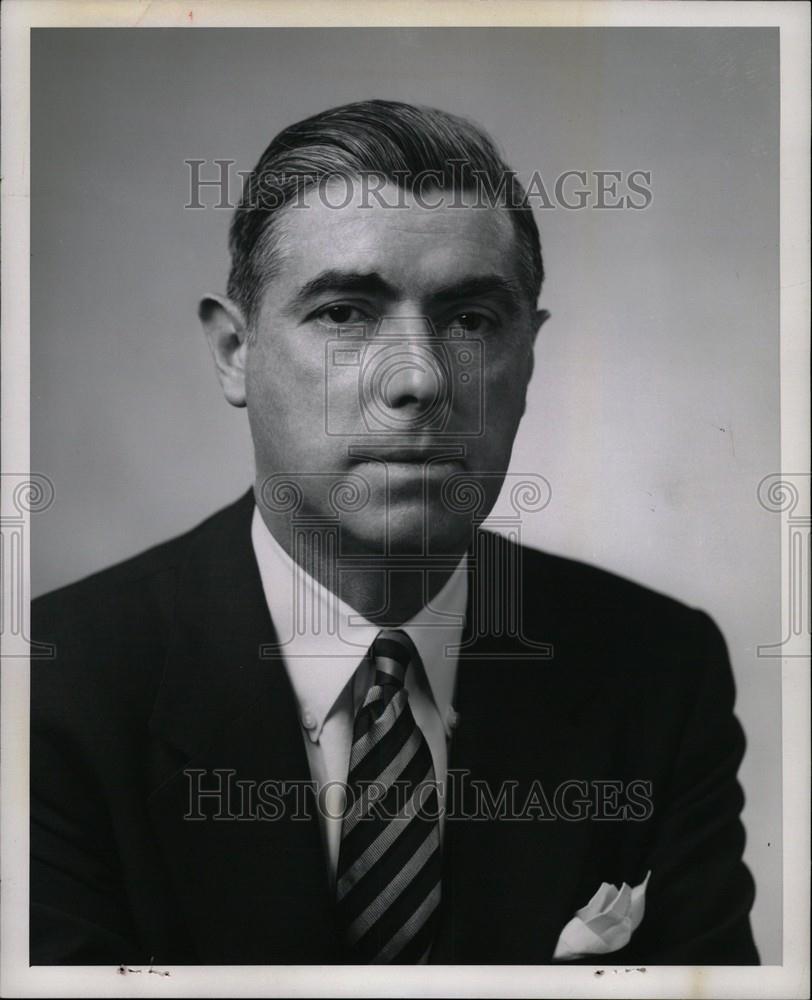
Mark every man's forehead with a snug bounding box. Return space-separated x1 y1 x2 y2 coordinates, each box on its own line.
272 176 520 296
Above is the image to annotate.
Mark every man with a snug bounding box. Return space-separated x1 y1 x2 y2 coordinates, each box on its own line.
30 100 758 965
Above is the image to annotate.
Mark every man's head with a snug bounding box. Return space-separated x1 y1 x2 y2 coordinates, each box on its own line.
201 99 548 556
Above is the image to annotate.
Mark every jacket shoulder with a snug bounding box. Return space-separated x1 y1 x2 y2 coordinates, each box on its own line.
489 529 703 617
483 529 730 681
30 491 254 736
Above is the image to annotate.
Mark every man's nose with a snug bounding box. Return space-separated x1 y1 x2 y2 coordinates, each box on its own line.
384 346 445 411
367 318 451 421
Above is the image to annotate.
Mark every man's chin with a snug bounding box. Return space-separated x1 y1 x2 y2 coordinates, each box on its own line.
337 506 472 558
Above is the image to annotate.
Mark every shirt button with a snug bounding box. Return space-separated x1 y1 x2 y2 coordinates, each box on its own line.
301 709 317 731
446 707 460 731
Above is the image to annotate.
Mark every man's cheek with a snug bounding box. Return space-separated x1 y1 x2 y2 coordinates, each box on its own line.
485 358 530 408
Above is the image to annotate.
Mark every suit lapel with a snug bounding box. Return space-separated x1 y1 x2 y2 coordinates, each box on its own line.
147 490 341 963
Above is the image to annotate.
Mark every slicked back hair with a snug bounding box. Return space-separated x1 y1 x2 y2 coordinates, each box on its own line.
227 100 544 328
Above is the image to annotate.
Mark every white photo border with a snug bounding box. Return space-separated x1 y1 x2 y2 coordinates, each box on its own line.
2 2 809 997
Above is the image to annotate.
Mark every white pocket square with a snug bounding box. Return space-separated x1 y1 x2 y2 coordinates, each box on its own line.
553 871 651 961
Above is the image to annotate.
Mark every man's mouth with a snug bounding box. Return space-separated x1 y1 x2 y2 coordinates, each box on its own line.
378 449 463 464
346 443 467 466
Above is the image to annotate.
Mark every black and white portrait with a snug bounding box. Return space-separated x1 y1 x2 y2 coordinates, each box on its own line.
1 4 808 996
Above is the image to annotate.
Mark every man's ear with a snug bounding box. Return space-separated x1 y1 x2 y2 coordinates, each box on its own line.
199 294 250 408
531 308 551 346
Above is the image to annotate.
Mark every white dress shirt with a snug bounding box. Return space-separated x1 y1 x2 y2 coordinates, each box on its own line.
250 506 467 886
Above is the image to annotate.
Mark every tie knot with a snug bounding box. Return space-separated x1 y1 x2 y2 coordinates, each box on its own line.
371 629 415 688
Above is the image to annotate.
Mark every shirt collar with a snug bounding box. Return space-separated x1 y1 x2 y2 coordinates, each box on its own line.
250 506 467 742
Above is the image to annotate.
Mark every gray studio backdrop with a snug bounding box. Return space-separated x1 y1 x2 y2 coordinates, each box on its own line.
31 28 780 960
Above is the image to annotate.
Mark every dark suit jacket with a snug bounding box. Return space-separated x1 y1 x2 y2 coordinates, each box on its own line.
30 489 758 965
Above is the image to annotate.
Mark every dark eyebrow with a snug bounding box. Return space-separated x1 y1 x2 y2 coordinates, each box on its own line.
285 270 398 313
426 275 523 315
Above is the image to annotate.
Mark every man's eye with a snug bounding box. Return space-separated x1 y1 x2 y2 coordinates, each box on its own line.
316 304 369 326
450 312 488 333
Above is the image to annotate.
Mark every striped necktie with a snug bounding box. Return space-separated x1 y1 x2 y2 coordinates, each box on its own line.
335 629 442 963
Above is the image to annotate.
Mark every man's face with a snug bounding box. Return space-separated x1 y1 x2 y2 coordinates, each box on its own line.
244 178 543 555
